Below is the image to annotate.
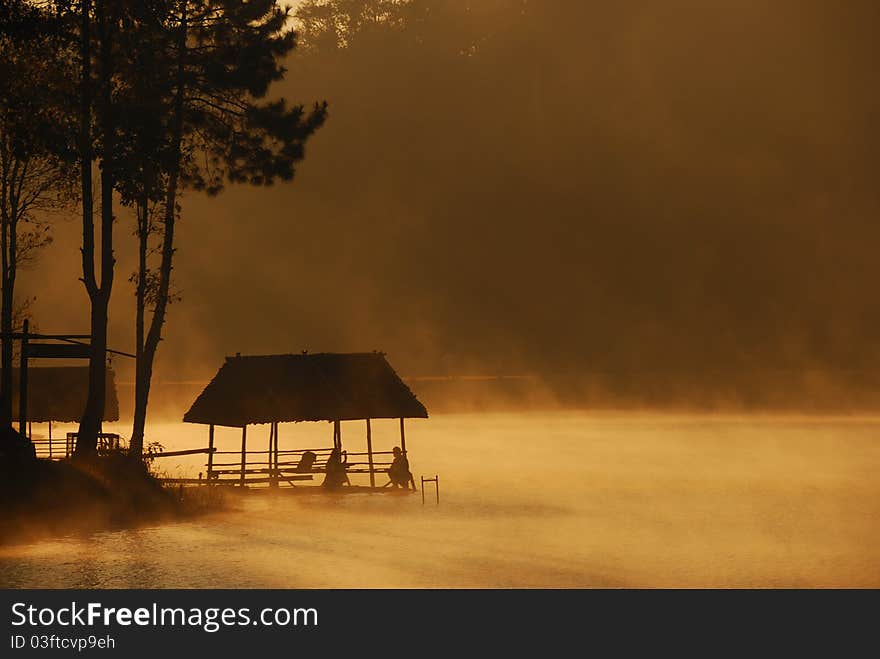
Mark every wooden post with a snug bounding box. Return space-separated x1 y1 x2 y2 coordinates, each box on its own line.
273 422 280 484
267 422 272 482
269 422 278 488
18 319 28 438
48 421 52 458
421 475 439 505
399 417 406 453
240 425 247 487
334 419 341 449
366 418 375 488
207 425 215 483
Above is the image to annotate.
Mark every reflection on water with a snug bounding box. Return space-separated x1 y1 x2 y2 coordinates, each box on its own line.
1 413 879 587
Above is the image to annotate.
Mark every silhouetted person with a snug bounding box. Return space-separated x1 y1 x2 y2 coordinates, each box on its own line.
322 447 349 488
387 446 411 489
296 450 317 472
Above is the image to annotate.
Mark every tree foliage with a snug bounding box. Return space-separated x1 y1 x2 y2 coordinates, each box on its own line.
117 0 327 456
0 0 327 455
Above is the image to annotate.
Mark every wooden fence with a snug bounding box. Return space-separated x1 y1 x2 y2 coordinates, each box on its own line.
32 432 124 460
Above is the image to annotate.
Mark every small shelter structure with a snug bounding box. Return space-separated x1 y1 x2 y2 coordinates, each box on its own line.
11 366 120 423
182 353 428 488
10 366 119 457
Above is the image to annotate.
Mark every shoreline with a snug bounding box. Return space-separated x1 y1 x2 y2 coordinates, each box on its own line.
0 455 222 547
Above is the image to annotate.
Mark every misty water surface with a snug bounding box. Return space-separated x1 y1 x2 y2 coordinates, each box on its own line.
1 413 878 588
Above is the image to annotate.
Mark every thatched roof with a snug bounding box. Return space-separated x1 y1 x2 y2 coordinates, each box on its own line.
10 367 119 423
183 353 428 426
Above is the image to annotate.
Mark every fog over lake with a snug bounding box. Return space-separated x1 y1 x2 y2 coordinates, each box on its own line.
2 412 878 588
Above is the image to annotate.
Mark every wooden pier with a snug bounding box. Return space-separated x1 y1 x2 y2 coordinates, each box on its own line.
155 419 412 489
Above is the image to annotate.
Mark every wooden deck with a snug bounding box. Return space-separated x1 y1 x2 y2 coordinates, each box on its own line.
158 479 417 495
154 445 414 490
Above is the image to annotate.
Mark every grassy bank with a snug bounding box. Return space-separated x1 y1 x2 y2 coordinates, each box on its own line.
0 454 222 545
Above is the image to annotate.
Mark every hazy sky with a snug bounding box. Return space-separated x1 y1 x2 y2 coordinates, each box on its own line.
17 1 880 406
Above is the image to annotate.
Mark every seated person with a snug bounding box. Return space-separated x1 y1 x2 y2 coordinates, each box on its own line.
387 446 412 489
321 447 349 489
296 450 317 473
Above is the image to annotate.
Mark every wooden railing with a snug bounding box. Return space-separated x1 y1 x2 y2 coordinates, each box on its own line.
31 437 74 460
30 437 407 490
157 446 401 488
31 432 125 460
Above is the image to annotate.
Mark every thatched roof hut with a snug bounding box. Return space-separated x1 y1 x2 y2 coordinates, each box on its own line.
183 352 427 427
10 366 119 423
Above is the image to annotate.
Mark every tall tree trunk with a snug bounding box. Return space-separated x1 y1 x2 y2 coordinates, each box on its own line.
76 0 96 457
79 292 108 450
135 176 177 455
77 0 116 458
1 212 15 430
129 194 148 456
0 140 11 429
1 144 22 434
130 3 186 458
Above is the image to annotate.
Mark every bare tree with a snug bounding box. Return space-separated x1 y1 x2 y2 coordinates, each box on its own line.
0 0 75 432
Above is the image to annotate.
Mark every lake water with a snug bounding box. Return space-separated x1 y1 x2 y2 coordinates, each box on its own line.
1 412 878 587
